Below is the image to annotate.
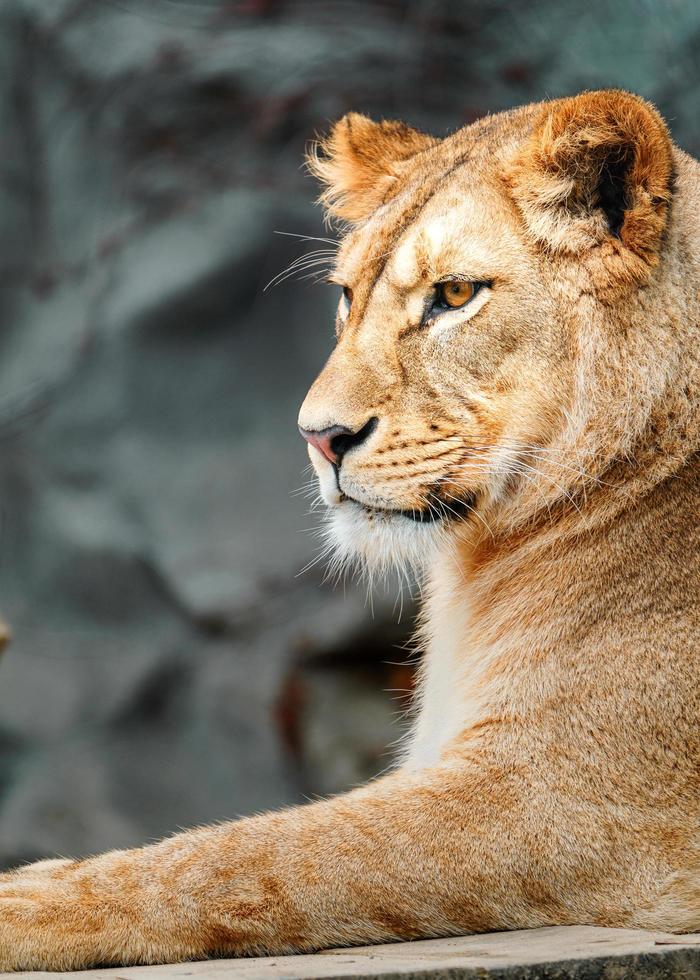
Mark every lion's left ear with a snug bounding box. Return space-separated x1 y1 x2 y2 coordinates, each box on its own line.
507 90 674 275
307 113 436 224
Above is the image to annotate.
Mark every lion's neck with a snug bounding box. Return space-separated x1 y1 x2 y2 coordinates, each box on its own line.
402 448 700 772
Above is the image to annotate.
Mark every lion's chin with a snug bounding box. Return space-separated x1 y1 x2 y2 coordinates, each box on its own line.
322 499 447 576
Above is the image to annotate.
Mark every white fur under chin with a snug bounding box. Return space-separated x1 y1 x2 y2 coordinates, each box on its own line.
322 500 446 579
307 445 450 580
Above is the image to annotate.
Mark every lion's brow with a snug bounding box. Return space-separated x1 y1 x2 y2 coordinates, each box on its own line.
351 142 479 315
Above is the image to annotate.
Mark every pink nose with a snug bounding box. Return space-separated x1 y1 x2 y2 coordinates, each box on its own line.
298 425 350 465
298 418 378 466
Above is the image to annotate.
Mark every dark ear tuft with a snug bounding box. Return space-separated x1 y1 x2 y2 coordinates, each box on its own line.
306 113 436 224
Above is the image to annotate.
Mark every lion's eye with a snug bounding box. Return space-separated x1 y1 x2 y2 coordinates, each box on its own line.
339 286 353 318
436 280 476 309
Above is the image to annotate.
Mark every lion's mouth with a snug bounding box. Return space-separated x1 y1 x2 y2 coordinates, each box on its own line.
339 491 476 524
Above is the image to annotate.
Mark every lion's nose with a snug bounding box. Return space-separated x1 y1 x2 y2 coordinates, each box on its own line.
298 417 378 466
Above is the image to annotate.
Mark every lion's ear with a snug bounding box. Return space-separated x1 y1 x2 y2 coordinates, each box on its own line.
307 113 436 224
507 90 674 273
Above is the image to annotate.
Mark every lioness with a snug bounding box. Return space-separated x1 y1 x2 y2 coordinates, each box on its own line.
0 89 698 971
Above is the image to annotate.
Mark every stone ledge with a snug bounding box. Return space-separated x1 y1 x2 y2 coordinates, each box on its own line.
8 927 700 979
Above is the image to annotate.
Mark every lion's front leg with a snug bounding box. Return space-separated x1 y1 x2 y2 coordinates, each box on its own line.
0 763 603 971
0 848 201 971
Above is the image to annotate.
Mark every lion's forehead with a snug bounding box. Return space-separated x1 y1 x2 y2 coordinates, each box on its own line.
336 178 524 301
331 103 542 291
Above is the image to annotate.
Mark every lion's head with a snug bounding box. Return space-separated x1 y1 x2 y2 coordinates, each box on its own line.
298 90 695 572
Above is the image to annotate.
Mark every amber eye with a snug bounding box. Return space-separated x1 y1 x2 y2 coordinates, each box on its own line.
437 280 476 309
339 285 353 318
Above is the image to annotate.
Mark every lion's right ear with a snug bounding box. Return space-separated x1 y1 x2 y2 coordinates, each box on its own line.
307 113 436 224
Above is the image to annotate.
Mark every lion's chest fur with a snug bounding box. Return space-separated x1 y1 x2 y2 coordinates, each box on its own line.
402 544 535 771
403 582 480 770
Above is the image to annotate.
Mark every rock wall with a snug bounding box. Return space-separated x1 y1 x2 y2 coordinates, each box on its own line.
0 0 697 867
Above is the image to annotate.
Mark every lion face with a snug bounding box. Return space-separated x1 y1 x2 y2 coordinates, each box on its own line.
298 92 674 570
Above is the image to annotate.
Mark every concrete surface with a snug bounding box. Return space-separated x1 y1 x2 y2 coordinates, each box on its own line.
6 927 700 979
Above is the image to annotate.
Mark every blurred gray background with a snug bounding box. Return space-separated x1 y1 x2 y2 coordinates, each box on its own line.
0 0 697 868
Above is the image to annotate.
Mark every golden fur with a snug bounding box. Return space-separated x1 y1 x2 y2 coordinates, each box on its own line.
0 90 698 970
